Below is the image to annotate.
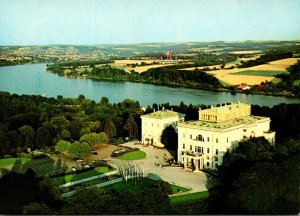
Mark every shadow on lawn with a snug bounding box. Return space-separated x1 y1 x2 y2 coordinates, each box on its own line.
10 156 69 177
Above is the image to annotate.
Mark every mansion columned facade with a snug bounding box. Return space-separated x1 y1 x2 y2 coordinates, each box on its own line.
177 102 275 171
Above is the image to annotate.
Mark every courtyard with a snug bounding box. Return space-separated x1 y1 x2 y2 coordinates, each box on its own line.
105 142 208 193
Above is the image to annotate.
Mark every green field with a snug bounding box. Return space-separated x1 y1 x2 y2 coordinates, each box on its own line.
116 150 146 160
271 78 282 84
0 158 31 168
233 70 287 77
169 191 209 204
54 166 112 185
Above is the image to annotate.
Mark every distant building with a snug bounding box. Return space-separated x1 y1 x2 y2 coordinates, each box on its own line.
236 84 251 90
141 108 185 147
177 102 275 171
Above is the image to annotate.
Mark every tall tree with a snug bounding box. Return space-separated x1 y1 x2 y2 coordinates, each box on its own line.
103 116 116 138
124 114 138 139
19 125 36 149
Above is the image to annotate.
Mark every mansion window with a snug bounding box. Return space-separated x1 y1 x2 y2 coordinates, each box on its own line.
207 148 210 153
190 135 192 139
216 138 218 143
196 135 204 141
207 137 210 142
190 145 192 150
243 129 247 132
195 146 201 153
183 133 185 138
207 162 210 167
243 135 246 139
216 149 218 155
183 143 185 149
227 137 229 143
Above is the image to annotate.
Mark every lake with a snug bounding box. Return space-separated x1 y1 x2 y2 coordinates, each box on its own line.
1 64 300 107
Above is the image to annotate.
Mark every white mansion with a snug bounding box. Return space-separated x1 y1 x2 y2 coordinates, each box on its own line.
141 108 185 147
177 102 275 171
141 102 275 171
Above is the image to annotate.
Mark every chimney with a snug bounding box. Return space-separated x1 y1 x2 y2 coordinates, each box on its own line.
153 108 155 112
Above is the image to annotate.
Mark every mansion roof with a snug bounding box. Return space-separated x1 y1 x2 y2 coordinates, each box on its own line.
141 109 181 120
178 115 270 131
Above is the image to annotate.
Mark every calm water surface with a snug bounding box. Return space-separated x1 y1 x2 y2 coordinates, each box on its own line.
1 64 300 107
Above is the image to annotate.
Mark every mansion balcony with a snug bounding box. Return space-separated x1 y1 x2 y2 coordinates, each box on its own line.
182 150 203 157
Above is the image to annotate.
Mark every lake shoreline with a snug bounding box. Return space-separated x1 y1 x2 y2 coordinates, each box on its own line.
52 71 299 99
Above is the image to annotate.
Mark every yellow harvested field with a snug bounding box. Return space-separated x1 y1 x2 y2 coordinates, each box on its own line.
213 74 274 85
207 58 300 85
229 50 263 54
109 59 161 66
130 64 174 73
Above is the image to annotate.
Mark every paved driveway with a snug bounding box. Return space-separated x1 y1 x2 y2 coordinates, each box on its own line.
105 142 208 193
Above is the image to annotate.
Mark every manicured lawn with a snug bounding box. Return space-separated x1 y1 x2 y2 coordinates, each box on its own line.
54 166 112 185
0 158 31 168
170 191 209 204
233 70 287 77
170 184 191 194
117 150 146 160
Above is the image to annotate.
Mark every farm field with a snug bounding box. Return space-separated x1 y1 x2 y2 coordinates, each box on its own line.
108 59 184 73
228 50 263 54
180 56 261 71
233 70 287 77
208 58 300 85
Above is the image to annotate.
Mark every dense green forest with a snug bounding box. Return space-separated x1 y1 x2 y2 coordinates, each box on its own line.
0 92 142 158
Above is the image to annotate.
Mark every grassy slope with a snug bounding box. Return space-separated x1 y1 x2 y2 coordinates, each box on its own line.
54 166 111 185
100 178 190 194
0 158 31 168
169 191 209 204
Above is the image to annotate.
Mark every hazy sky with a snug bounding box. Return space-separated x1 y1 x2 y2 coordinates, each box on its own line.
0 0 300 45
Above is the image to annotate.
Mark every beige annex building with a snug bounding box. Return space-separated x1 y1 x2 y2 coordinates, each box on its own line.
177 102 275 171
141 108 185 147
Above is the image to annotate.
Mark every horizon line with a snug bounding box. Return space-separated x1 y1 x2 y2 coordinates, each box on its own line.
1 39 300 47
